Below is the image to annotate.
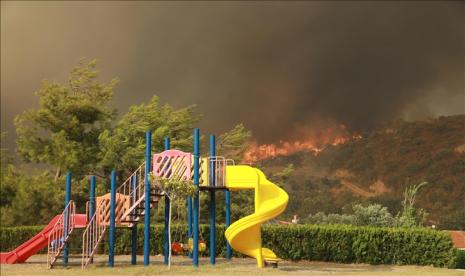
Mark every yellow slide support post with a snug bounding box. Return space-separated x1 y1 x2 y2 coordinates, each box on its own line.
224 165 289 268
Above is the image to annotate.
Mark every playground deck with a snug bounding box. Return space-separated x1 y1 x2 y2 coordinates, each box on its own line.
0 255 462 276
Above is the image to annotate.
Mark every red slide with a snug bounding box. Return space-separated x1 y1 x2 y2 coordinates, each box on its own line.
0 214 87 264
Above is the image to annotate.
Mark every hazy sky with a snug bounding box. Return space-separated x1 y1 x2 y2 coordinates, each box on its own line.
1 1 464 150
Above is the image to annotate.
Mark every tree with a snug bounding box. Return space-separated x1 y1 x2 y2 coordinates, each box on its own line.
98 96 200 175
216 123 251 163
0 132 16 209
272 164 295 187
396 181 428 227
15 58 118 179
306 212 355 225
1 171 63 226
13 58 201 182
352 204 396 227
7 58 254 227
305 204 396 227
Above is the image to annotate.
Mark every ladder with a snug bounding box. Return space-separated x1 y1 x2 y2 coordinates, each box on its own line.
81 162 162 268
47 200 76 269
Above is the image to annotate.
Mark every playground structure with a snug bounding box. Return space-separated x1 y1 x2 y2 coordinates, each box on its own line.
0 173 88 267
0 128 289 269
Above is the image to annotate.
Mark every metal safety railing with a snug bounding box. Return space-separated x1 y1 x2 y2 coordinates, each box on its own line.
117 162 147 220
47 200 76 269
207 157 234 187
81 162 147 268
81 200 108 268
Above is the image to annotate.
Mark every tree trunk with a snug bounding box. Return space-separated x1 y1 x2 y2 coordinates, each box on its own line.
54 167 61 181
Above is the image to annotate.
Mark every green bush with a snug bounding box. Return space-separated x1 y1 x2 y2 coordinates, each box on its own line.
453 249 465 269
0 224 454 267
0 225 46 252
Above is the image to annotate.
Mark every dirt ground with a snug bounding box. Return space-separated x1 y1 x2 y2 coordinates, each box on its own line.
0 255 463 276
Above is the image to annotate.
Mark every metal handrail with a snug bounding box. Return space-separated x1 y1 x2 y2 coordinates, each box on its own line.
82 162 147 268
81 201 107 268
116 162 145 197
117 162 147 220
47 200 75 269
208 156 228 187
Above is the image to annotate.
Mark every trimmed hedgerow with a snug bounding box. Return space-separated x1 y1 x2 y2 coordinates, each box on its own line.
261 224 454 267
453 249 465 269
0 224 455 267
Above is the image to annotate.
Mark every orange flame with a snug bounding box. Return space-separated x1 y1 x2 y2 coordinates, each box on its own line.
243 126 361 163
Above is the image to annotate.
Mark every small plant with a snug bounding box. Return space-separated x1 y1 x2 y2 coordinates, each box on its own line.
149 174 197 268
152 175 197 198
396 181 428 227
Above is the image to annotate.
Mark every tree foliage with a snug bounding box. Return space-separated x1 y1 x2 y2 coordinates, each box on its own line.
352 204 396 227
396 181 428 227
272 164 295 187
98 96 199 175
14 58 118 177
216 123 251 163
0 171 63 226
3 58 253 226
305 198 435 229
153 176 197 198
0 132 16 209
306 204 396 227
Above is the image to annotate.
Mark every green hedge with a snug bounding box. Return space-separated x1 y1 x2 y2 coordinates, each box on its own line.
0 224 455 267
262 225 454 266
454 249 465 269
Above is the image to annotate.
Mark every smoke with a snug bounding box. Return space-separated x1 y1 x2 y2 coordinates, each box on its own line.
1 1 463 147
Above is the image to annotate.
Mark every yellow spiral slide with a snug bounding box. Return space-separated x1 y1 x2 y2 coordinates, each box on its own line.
224 165 289 268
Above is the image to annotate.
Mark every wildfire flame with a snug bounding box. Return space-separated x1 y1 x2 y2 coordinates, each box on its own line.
243 126 361 163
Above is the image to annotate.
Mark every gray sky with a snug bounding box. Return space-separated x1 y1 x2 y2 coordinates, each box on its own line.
1 1 464 151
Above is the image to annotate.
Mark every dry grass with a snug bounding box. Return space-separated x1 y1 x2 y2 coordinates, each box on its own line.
0 255 463 276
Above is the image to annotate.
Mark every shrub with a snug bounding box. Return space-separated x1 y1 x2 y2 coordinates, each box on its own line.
453 249 465 269
306 212 355 225
352 204 396 227
306 204 396 227
0 224 454 267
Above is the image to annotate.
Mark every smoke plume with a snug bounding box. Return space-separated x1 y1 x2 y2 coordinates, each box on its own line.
1 1 463 147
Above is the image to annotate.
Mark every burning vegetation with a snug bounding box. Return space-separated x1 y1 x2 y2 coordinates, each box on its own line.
243 125 362 163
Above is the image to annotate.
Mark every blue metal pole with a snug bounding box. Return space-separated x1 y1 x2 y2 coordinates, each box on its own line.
144 131 152 266
209 134 216 265
225 190 232 259
193 128 200 267
63 171 71 266
109 170 117 267
89 175 96 264
89 176 96 221
131 175 137 265
163 137 170 265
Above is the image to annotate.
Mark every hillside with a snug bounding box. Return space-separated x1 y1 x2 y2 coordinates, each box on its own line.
258 115 465 229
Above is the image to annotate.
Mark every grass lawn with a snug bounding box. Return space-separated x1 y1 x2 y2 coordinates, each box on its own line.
0 255 463 276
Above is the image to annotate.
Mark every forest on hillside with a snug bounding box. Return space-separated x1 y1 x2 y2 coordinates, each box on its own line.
1 59 463 231
259 115 465 230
